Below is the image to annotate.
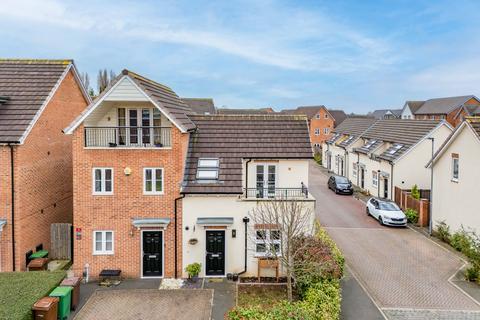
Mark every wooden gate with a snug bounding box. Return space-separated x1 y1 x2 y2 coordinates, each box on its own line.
50 223 72 260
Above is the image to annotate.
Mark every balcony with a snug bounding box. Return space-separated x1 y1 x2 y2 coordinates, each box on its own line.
243 184 309 199
84 127 171 148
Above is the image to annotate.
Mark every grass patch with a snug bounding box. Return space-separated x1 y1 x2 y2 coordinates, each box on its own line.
0 270 66 320
238 285 289 309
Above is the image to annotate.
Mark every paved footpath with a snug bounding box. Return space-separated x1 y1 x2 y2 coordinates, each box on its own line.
309 161 480 319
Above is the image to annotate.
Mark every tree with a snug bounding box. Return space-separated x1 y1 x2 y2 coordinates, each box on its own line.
411 184 420 200
248 200 314 301
97 69 117 94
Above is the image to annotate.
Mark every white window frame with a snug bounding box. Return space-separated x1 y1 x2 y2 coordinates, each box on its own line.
372 171 378 187
315 113 320 119
93 230 114 255
452 156 459 182
323 128 329 134
255 229 281 257
92 168 114 195
143 168 164 195
324 113 329 119
197 158 219 181
314 128 320 136
352 163 357 177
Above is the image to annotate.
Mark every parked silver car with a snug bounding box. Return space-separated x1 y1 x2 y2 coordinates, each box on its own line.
366 198 407 227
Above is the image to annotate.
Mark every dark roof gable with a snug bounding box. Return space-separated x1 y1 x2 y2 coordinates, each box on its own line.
181 98 216 115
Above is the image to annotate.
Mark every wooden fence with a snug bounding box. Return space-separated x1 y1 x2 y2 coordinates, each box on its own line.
50 223 72 260
394 187 430 227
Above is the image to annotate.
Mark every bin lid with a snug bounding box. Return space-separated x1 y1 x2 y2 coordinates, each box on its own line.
61 276 81 286
28 258 49 267
30 250 48 258
49 286 73 297
33 297 59 311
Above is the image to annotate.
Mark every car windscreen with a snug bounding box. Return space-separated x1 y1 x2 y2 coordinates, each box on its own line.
335 177 349 184
379 202 400 211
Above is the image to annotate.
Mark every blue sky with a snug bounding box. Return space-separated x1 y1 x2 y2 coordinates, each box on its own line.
1 0 480 113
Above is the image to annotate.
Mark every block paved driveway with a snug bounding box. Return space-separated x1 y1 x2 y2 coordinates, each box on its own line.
309 161 480 319
74 289 213 320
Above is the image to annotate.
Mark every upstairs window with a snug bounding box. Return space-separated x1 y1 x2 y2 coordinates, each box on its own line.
315 113 320 119
325 113 329 119
452 154 459 181
144 168 164 194
324 128 329 134
314 128 320 136
92 168 113 195
372 171 378 187
197 158 219 180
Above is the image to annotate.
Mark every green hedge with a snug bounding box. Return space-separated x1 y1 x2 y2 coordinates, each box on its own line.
0 271 66 320
229 224 344 319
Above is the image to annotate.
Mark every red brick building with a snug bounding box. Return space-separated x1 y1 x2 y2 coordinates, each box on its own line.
64 70 193 279
282 106 347 149
0 59 90 271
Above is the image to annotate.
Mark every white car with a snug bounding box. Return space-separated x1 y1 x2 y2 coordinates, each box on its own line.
366 198 407 227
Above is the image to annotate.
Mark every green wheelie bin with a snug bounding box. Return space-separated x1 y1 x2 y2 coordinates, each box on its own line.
49 286 73 320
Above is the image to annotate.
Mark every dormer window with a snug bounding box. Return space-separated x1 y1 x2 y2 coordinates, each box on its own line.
197 158 219 180
388 144 403 155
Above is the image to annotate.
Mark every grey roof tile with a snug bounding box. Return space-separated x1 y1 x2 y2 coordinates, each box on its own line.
0 59 71 142
181 98 216 115
415 95 479 115
182 114 312 194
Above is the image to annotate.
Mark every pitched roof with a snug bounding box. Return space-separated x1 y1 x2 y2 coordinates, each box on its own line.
216 107 274 115
404 101 425 114
370 109 402 119
65 69 196 133
415 95 479 115
331 117 377 138
358 119 444 161
182 114 312 194
181 98 216 115
0 59 85 143
328 110 347 125
282 106 324 119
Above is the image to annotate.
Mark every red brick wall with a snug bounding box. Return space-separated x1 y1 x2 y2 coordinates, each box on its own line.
1 70 89 271
71 124 189 279
309 108 335 147
0 147 13 272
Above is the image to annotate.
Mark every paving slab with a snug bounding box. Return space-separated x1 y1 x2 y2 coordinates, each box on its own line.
73 289 213 320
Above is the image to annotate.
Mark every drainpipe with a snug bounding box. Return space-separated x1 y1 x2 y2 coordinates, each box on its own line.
377 170 381 198
390 162 394 201
344 150 348 178
8 144 16 271
237 216 250 276
174 194 185 278
356 153 360 187
427 137 434 235
245 159 252 198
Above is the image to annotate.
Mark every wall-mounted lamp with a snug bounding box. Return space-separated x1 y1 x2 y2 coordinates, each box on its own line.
124 167 132 176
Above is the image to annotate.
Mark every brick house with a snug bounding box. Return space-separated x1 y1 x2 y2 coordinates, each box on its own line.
0 59 90 272
400 95 480 127
64 70 194 279
282 106 346 149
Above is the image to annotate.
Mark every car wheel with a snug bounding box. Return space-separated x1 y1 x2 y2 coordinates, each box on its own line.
378 216 384 225
366 207 370 216
334 189 338 194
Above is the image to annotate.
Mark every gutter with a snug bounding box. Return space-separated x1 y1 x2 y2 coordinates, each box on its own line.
174 194 185 278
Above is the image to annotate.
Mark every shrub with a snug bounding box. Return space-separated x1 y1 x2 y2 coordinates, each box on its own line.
411 185 420 200
434 220 451 243
450 228 473 253
301 280 341 320
185 263 201 278
465 266 480 282
404 208 418 224
314 152 322 165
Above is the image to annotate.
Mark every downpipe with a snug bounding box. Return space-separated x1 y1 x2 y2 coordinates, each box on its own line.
229 216 250 281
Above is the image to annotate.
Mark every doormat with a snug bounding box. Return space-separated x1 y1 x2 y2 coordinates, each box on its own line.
207 278 224 283
159 278 185 289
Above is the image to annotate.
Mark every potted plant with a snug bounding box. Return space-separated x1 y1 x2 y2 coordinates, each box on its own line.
185 263 201 282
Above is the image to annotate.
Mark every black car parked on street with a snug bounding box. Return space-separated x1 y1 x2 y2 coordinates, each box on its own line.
328 175 353 195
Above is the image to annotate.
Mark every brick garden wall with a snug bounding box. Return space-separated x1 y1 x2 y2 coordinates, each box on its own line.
72 124 189 279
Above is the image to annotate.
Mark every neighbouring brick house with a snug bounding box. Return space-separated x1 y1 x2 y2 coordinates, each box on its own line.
282 106 347 149
400 95 480 127
64 70 194 279
0 59 90 272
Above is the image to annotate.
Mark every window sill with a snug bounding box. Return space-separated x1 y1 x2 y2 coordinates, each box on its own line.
451 179 459 183
93 252 114 256
143 192 165 196
92 193 114 196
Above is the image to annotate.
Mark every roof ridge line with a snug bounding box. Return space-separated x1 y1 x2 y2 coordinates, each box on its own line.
122 69 174 92
0 59 72 65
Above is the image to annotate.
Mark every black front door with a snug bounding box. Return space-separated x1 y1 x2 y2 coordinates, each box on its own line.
384 178 389 199
142 231 162 277
360 168 365 188
206 230 225 276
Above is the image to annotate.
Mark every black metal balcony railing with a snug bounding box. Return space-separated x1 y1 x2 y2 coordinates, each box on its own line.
84 127 172 148
244 184 309 199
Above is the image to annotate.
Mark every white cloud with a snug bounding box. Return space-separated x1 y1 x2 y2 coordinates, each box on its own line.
0 0 393 73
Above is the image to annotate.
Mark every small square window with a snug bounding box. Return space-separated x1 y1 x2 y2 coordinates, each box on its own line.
93 231 114 255
314 128 320 136
197 158 219 181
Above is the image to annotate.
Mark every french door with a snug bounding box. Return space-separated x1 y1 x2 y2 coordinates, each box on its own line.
256 164 276 198
117 108 162 146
